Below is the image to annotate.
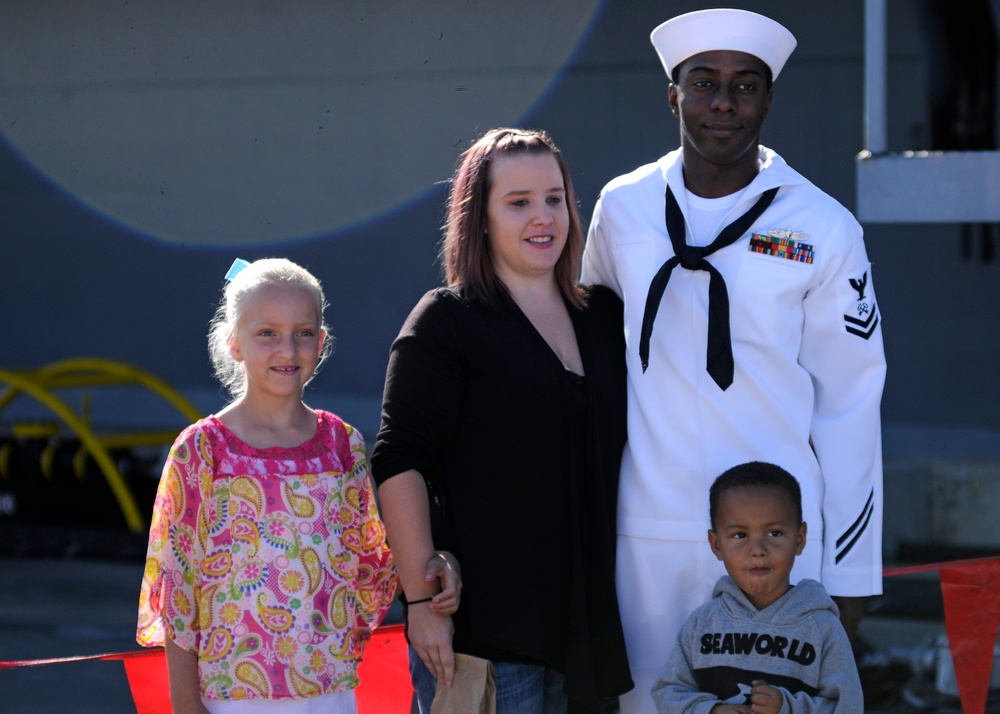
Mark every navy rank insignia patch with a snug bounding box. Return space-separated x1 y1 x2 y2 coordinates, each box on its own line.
749 231 814 263
839 265 880 340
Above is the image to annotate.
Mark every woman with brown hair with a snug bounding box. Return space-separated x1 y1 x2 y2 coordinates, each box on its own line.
371 128 633 713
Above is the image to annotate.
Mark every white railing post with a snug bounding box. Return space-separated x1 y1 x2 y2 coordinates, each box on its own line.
864 0 888 154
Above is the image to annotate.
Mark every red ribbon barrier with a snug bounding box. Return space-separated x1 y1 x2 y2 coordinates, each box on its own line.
356 623 413 712
121 651 171 714
0 623 412 714
884 556 1000 714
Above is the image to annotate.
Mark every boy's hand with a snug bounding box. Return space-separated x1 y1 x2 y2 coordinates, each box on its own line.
748 680 783 714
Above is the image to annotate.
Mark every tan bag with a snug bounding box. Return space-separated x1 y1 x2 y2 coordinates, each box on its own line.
429 653 497 714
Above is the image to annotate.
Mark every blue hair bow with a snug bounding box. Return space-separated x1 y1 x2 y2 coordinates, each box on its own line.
225 258 251 282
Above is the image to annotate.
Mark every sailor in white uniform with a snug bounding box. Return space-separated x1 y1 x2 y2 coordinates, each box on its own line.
581 9 886 713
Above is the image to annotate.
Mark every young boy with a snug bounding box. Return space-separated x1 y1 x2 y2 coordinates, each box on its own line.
650 462 863 713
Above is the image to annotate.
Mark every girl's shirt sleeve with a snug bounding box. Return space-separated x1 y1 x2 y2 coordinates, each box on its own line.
340 424 397 633
137 423 212 652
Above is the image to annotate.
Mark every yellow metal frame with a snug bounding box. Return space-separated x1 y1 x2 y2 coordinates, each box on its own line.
0 358 202 532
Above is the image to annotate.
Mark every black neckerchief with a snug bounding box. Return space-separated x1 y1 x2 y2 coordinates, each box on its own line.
638 184 779 390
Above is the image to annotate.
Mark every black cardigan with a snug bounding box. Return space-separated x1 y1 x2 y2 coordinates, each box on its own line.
372 285 633 710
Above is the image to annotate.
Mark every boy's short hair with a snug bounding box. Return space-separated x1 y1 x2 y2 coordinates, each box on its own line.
709 461 803 529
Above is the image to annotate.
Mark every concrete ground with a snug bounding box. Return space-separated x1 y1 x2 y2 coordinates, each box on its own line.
0 526 992 713
0 555 147 714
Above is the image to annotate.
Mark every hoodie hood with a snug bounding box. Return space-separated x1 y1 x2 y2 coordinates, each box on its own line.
713 575 841 625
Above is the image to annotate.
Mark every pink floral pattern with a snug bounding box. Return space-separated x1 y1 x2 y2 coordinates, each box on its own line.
137 411 396 701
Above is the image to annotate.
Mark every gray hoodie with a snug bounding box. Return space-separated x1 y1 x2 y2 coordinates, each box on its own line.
651 576 863 713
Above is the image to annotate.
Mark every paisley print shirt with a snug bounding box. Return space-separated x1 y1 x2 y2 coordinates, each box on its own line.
137 411 396 701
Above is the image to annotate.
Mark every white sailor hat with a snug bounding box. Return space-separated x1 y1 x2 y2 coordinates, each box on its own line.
650 8 797 81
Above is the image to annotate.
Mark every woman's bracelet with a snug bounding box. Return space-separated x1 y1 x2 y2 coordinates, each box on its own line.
402 595 436 605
